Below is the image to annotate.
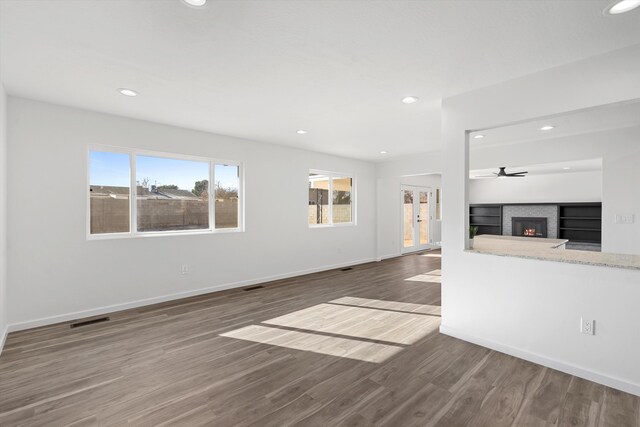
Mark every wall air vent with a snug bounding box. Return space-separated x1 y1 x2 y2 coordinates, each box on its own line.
70 317 110 328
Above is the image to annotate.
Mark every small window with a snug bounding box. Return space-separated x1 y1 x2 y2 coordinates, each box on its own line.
308 173 330 225
89 151 131 234
436 188 442 220
214 164 240 229
332 177 353 224
308 171 354 226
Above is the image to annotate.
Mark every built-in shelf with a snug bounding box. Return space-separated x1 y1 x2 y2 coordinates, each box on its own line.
558 203 602 244
560 216 600 220
469 202 603 244
469 204 502 236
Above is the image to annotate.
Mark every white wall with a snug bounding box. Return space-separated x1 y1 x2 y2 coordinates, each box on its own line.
441 44 640 395
0 76 7 350
602 144 640 255
6 98 377 329
375 152 442 259
469 170 602 204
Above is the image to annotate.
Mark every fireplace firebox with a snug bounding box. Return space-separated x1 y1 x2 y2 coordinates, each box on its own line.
512 217 547 238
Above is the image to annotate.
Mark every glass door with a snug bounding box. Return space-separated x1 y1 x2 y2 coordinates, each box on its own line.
402 186 432 253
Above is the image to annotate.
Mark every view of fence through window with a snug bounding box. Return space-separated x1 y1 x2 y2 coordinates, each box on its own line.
89 151 131 234
332 177 353 223
308 172 353 225
308 173 330 225
136 155 210 232
214 164 240 229
89 150 241 235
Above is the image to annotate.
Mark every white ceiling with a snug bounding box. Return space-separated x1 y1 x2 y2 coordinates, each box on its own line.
470 99 640 148
1 1 640 161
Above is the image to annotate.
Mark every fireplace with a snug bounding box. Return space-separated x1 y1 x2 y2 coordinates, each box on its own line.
512 217 547 238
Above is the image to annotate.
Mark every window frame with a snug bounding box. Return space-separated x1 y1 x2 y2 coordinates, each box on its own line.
87 145 244 240
308 169 356 228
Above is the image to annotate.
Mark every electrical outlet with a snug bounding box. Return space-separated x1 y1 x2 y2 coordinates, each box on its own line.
181 264 189 275
580 318 595 335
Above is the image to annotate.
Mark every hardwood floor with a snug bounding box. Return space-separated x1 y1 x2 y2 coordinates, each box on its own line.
1 250 638 426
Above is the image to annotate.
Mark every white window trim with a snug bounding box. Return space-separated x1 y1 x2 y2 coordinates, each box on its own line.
87 145 244 240
308 169 356 228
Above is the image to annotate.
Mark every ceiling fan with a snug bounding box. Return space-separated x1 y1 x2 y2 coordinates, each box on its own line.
476 167 528 178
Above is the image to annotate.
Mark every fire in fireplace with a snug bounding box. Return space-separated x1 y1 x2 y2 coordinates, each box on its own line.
512 217 548 238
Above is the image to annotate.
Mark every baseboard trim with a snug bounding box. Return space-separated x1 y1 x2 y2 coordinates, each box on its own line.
7 257 377 333
439 325 640 397
376 252 401 262
0 325 7 356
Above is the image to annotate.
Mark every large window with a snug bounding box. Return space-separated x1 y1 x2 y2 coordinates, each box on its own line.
88 148 242 238
308 171 354 226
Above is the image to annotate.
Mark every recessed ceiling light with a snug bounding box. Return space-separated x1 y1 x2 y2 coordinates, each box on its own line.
401 96 419 104
296 130 308 135
380 151 388 154
182 0 207 7
563 167 571 170
540 125 555 131
605 0 640 14
474 134 485 139
118 88 138 97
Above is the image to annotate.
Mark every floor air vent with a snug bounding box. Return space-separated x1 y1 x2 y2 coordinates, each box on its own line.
341 267 353 271
70 317 110 328
244 285 264 291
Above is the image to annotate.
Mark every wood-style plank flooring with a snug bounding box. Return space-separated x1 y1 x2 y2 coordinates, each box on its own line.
1 250 639 426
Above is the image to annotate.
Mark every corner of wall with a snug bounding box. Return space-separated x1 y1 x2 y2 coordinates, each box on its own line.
0 81 8 353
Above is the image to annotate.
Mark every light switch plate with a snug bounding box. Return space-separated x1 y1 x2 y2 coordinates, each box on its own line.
615 214 635 224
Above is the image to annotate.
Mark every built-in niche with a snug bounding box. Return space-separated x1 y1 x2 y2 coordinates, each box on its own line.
468 202 602 249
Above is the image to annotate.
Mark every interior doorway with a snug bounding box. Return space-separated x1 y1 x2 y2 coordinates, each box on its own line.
401 185 432 253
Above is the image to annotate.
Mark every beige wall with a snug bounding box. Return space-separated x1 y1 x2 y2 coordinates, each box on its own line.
309 177 352 192
90 197 238 233
308 205 352 225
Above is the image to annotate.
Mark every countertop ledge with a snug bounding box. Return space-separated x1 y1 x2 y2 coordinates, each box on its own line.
465 248 640 271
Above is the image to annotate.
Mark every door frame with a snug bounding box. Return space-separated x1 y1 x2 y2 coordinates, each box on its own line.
400 185 434 254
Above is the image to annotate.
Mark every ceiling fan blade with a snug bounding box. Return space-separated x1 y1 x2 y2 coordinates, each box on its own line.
505 171 528 176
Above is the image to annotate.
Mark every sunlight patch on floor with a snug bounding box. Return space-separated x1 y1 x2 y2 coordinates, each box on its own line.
262 303 439 345
405 274 441 283
220 325 403 363
421 253 441 258
221 298 441 362
329 296 441 316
